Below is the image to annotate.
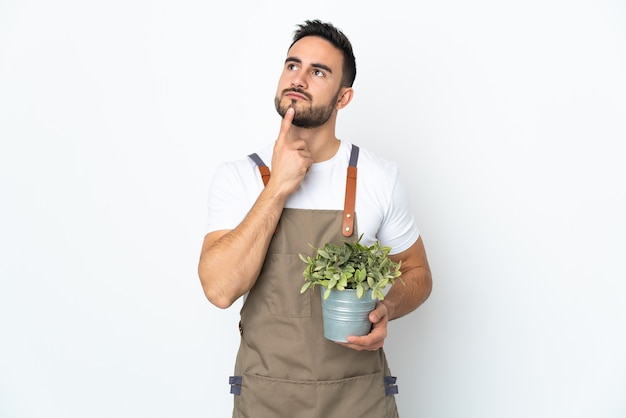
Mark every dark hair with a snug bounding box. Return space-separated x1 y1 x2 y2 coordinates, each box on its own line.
290 19 357 88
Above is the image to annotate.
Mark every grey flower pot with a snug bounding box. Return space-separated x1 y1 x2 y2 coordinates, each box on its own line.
320 287 376 342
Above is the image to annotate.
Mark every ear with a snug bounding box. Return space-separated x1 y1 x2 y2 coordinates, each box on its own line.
335 87 354 110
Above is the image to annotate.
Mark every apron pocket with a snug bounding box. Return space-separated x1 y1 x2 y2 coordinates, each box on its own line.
234 372 394 418
235 373 317 418
267 253 311 318
315 372 390 417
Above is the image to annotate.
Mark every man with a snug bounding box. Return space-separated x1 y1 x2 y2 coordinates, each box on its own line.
198 19 432 417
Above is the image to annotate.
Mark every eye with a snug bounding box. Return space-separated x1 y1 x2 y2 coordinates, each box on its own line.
313 69 325 77
287 63 299 71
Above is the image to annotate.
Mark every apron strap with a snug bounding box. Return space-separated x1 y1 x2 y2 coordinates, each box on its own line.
248 153 270 186
229 375 242 395
342 145 359 237
248 145 360 237
384 375 399 396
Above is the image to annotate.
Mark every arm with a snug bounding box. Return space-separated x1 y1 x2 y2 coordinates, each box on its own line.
198 108 312 309
381 235 432 321
197 190 286 309
342 236 432 351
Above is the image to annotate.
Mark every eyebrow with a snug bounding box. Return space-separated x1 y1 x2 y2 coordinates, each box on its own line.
285 57 333 74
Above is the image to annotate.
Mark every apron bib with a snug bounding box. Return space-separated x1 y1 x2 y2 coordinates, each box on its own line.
230 146 399 418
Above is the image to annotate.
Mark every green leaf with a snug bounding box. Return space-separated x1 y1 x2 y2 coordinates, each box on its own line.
356 284 364 299
300 281 312 294
328 277 337 289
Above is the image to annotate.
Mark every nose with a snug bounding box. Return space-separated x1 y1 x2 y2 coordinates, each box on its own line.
290 72 306 90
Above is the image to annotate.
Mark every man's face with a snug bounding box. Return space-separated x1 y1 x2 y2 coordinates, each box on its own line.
274 36 345 128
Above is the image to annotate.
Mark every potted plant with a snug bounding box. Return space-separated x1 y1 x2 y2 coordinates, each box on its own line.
299 234 403 342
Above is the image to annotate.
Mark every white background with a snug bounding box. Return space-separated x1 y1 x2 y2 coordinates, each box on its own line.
1 1 625 417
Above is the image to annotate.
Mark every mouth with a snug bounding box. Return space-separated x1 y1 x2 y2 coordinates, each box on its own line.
283 89 310 101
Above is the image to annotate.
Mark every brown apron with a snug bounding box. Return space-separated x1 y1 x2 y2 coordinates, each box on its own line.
229 145 399 418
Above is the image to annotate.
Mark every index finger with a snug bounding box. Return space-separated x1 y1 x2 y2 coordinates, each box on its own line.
277 107 295 143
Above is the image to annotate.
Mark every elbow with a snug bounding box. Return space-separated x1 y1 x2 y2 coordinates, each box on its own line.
198 269 236 309
208 290 236 310
422 271 433 303
209 295 235 310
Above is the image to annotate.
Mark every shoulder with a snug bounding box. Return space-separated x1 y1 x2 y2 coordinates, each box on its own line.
351 143 400 184
209 143 275 196
216 143 274 177
355 145 398 169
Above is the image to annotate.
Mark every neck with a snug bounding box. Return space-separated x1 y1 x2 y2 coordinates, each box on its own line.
289 116 341 163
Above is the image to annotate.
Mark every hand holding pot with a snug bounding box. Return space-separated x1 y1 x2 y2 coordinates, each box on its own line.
340 301 389 351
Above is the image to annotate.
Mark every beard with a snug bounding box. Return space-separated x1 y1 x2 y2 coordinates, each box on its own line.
274 89 340 129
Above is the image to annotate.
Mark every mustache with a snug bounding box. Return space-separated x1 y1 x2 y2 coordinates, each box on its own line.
282 88 312 100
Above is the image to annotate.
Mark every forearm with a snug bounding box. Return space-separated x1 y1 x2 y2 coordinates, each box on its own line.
382 265 432 321
383 236 432 320
346 259 431 351
198 187 287 308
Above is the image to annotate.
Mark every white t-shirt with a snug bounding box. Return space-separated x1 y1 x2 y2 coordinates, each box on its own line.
205 141 419 255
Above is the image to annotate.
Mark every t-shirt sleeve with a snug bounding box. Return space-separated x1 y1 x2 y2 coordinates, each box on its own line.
204 160 259 234
376 168 420 255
